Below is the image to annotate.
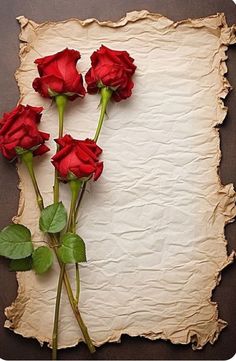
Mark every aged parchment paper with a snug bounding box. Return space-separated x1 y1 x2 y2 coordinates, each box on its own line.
4 11 236 350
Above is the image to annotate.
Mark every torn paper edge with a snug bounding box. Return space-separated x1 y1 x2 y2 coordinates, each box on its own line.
4 10 236 351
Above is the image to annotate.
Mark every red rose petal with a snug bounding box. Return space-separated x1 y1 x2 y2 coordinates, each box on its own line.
33 48 85 100
86 45 136 101
33 144 50 156
94 161 103 181
52 135 103 181
33 75 64 98
0 105 49 160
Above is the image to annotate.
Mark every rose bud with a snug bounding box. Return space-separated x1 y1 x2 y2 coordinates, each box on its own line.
0 104 50 160
85 45 136 102
32 48 86 101
52 134 103 181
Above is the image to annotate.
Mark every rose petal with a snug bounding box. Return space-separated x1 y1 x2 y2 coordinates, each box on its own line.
33 75 64 98
33 144 50 156
94 162 103 181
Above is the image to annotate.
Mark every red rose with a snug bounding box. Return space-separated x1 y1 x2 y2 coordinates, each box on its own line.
85 45 136 102
52 134 103 181
33 48 86 101
0 104 50 160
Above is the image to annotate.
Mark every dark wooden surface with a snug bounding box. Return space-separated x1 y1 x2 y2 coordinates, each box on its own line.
0 0 236 360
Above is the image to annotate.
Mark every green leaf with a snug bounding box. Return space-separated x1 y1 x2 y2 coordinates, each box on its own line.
10 257 32 271
58 233 86 264
39 202 67 233
0 224 33 259
32 246 53 274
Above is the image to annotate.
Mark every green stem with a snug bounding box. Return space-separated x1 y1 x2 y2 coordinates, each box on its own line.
75 181 86 220
53 169 60 204
56 95 67 138
51 239 95 353
51 94 68 359
72 88 112 305
53 95 68 203
73 182 86 306
93 87 113 142
53 179 96 357
75 263 80 303
22 159 95 354
54 87 112 355
67 179 82 232
21 151 44 211
67 180 81 306
73 87 112 215
52 261 64 361
73 181 85 306
74 87 112 218
52 87 112 353
53 259 95 354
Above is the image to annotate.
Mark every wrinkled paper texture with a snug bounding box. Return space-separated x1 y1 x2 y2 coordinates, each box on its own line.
4 11 236 350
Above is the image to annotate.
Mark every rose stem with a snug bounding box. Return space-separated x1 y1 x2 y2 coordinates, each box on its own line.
25 86 113 357
51 258 64 360
93 87 113 142
67 180 81 303
52 86 113 354
52 180 81 360
67 180 81 305
73 183 84 305
67 180 82 233
52 86 113 356
54 255 95 355
21 151 44 210
21 151 95 356
73 86 113 302
73 86 114 293
75 181 86 220
52 94 95 357
74 87 113 218
75 263 80 303
53 179 95 357
73 183 87 302
52 94 67 359
53 95 68 203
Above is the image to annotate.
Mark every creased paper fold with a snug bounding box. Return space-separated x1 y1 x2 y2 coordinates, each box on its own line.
4 11 236 350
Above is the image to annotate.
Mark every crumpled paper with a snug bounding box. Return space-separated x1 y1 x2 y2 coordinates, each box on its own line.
4 11 236 350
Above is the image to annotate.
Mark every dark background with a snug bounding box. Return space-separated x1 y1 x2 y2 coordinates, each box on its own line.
0 0 236 360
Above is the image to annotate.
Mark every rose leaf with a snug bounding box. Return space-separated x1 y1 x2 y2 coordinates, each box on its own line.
0 224 33 259
32 246 53 274
58 233 86 264
39 202 67 233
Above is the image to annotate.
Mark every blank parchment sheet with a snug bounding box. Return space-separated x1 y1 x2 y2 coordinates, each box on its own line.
4 11 236 350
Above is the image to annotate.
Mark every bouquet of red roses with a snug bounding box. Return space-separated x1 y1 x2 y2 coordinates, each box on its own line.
0 45 136 359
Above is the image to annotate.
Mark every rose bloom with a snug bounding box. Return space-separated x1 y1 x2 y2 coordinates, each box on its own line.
0 104 50 160
33 48 86 100
52 134 103 181
85 45 136 101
